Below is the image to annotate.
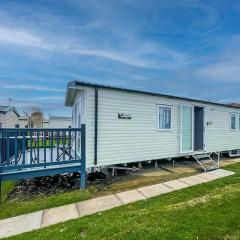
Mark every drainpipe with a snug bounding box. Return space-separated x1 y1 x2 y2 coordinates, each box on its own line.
94 88 98 165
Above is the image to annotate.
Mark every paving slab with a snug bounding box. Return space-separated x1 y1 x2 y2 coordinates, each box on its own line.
209 169 234 177
138 183 173 198
41 204 79 228
179 175 209 186
197 172 221 180
76 195 122 217
163 179 190 190
115 189 146 204
0 211 43 238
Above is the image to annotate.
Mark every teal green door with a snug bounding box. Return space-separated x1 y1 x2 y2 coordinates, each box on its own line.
181 105 193 152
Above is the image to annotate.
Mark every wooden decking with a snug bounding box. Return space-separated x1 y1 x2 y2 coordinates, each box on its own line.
0 125 86 201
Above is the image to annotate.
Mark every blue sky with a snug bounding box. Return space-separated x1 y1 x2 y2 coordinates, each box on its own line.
0 0 240 116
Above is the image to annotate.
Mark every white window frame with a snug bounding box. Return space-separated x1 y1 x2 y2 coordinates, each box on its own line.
230 113 237 130
157 104 173 131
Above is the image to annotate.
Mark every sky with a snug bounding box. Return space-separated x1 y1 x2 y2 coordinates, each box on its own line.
0 0 240 117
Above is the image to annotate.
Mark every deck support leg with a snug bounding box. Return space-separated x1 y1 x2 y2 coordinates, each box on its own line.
138 162 143 170
80 169 86 189
217 152 220 168
112 167 117 177
0 177 2 204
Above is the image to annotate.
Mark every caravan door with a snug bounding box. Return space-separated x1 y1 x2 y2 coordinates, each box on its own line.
180 105 194 153
73 95 84 154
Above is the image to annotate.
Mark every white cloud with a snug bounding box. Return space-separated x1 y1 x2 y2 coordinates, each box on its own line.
0 22 189 69
31 96 64 101
195 39 240 83
196 61 240 82
68 44 189 69
70 48 153 68
1 84 65 93
0 26 54 49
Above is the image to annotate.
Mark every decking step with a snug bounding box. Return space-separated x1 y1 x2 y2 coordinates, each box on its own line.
199 160 218 165
192 153 219 172
194 154 211 160
205 166 219 171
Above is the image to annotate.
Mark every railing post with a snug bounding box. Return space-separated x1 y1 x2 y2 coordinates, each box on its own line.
0 129 1 201
80 124 86 189
0 176 1 204
0 129 1 204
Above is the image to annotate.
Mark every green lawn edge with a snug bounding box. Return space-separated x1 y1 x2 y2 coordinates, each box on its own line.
0 185 94 220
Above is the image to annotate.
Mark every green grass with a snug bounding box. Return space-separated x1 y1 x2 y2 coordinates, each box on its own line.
27 138 69 148
0 184 95 220
5 163 240 240
1 181 17 203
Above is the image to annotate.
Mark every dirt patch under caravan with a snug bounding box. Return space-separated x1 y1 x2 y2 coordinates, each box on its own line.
7 157 240 200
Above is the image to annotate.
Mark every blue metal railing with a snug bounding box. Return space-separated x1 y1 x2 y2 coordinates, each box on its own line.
0 125 86 201
1 127 83 166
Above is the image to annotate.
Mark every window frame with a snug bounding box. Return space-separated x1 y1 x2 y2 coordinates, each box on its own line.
157 104 173 131
230 113 237 130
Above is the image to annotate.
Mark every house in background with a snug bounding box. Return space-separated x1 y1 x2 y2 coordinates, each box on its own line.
0 106 20 128
43 119 49 128
18 115 30 128
18 112 49 128
0 106 69 129
29 112 44 128
49 116 71 128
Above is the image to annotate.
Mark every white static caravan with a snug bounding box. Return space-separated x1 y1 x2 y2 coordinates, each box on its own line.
65 81 240 171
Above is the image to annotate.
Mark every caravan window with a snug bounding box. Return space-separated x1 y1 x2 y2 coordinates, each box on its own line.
158 105 172 130
230 113 236 130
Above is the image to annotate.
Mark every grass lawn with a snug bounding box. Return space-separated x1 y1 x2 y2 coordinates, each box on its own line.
4 163 240 240
1 181 17 203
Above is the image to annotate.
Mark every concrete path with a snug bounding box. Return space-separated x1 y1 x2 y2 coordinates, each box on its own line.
0 169 234 239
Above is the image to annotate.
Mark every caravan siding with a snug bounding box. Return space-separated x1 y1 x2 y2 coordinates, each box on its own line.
204 106 240 152
97 89 181 167
73 87 240 168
